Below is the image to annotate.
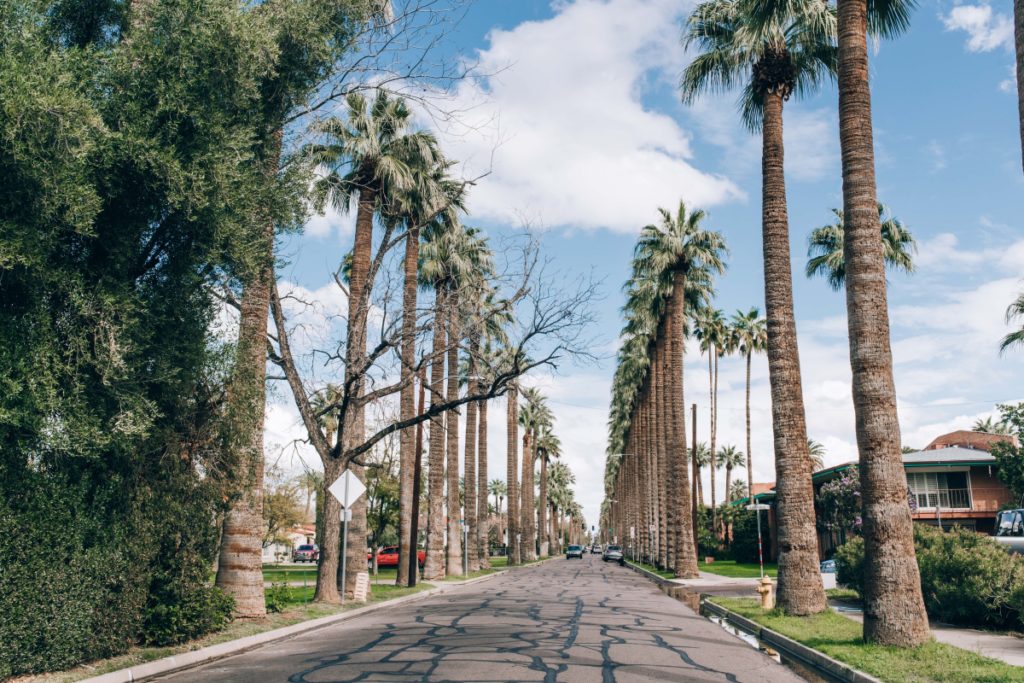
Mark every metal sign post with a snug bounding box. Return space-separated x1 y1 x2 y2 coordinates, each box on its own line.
746 503 771 579
329 470 367 605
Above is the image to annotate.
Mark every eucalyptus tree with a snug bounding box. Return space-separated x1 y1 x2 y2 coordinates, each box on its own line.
730 307 767 499
825 0 930 642
682 0 835 616
806 204 916 290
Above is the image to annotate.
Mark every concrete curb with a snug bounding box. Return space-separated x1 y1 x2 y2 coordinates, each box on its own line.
701 600 883 683
80 570 507 683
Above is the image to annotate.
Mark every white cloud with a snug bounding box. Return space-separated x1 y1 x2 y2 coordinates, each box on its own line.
942 3 1014 53
432 0 741 233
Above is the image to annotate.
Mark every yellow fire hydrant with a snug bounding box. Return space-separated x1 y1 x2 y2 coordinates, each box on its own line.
756 576 775 610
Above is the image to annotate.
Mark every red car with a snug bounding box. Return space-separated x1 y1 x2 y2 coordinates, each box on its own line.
369 546 425 569
292 543 319 563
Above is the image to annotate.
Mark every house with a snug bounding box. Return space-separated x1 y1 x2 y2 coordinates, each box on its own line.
734 430 1017 561
262 524 317 563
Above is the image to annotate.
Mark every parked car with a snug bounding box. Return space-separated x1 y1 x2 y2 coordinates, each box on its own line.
820 559 837 573
292 544 319 563
591 544 602 554
368 546 426 569
566 544 584 559
602 544 624 565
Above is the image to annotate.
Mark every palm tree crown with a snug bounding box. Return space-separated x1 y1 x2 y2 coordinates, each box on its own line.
806 204 916 291
681 0 837 130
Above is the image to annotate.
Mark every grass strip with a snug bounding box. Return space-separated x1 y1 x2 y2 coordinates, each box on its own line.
713 597 1024 683
698 560 778 578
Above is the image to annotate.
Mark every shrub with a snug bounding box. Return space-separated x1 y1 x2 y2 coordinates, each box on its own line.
730 510 768 564
834 525 1024 631
265 583 292 614
142 585 234 646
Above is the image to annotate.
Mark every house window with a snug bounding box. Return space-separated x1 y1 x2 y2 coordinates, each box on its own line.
907 471 971 509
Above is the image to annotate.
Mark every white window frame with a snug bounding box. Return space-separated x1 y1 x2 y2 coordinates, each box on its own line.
906 467 973 510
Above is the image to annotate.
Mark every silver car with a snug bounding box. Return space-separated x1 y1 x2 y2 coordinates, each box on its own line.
566 544 584 559
602 544 624 565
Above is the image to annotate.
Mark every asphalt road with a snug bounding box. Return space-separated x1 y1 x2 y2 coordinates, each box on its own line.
157 555 803 682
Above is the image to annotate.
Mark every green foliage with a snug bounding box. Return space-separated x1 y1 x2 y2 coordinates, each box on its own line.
992 403 1024 503
142 586 234 647
835 525 1024 631
264 583 293 614
729 509 767 564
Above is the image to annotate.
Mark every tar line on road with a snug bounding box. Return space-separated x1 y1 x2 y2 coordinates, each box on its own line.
154 555 802 682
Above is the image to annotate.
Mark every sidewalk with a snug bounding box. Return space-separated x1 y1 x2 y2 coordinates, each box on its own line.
833 601 1024 666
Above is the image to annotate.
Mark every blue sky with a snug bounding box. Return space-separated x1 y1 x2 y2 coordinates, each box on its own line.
272 0 1024 529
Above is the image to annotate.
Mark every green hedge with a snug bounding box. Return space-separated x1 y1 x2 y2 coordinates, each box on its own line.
835 524 1024 631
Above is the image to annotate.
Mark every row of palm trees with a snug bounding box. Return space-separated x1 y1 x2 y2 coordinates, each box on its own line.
605 0 937 648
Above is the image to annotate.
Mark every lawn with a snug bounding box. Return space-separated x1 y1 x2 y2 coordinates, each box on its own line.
699 560 777 578
712 597 1024 683
626 559 676 579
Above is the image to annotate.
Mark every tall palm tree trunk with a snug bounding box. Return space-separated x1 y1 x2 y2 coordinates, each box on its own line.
837 0 929 645
520 431 536 561
465 363 479 573
397 227 419 586
338 190 375 600
445 289 463 576
539 454 549 556
669 276 698 578
761 90 824 615
658 335 674 570
423 288 447 580
1016 0 1024 173
745 351 754 499
478 394 490 568
711 350 719 535
214 217 273 618
506 385 520 565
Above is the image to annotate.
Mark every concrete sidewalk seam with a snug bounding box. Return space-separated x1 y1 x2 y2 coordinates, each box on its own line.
80 570 507 683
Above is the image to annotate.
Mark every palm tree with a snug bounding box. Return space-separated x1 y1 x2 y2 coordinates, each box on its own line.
535 425 561 557
489 479 507 551
388 162 462 586
1015 0 1024 173
693 442 712 506
696 308 727 530
308 90 441 600
518 387 551 561
474 311 511 569
973 416 1012 435
717 445 745 504
807 438 826 471
730 308 767 500
682 0 835 616
807 0 930 644
1001 292 1024 355
633 201 726 578
729 480 747 503
506 380 521 565
806 204 916 290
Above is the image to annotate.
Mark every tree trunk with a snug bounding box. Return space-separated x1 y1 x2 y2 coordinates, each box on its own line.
337 188 375 600
397 227 419 586
669 274 698 578
478 393 490 568
423 288 447 580
761 90 825 616
1016 0 1024 173
520 430 536 561
539 453 549 556
506 385 520 565
445 289 463 576
837 0 929 645
465 350 479 573
745 351 754 499
711 350 719 535
214 215 273 618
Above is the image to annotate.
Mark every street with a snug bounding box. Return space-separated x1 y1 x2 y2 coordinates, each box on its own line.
156 555 802 682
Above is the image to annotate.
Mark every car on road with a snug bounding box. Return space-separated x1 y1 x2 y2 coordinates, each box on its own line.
368 546 426 569
590 544 602 554
292 544 319 563
820 559 836 573
566 544 584 559
602 544 624 565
